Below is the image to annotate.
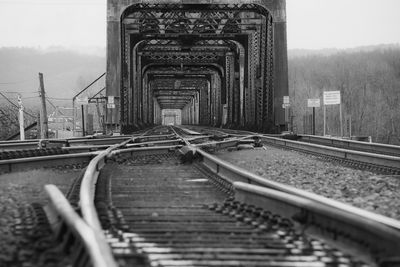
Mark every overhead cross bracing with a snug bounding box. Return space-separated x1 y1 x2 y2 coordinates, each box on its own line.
106 0 288 133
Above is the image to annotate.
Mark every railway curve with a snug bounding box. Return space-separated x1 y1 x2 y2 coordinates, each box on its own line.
2 126 400 266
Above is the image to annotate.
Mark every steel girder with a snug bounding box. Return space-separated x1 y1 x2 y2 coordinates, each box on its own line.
119 3 277 133
146 69 216 126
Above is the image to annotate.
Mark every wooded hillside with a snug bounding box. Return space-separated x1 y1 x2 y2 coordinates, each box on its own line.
289 46 400 145
0 47 105 107
1 46 399 144
0 47 105 140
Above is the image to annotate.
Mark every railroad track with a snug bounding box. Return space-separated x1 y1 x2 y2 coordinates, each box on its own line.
34 126 400 267
173 126 400 175
259 135 400 175
296 135 400 157
0 130 184 173
0 135 134 151
178 125 258 138
100 152 369 266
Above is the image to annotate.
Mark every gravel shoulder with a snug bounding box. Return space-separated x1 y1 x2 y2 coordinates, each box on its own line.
214 146 400 220
0 168 81 267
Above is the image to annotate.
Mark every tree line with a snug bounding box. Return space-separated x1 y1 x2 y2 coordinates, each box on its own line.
289 47 400 145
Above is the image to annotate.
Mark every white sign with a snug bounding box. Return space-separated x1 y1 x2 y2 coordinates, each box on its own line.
323 91 341 105
307 98 320 108
108 96 114 104
107 103 116 109
76 97 88 105
283 96 290 104
282 103 290 108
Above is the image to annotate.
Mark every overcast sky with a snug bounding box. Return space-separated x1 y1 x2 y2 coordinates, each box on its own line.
0 0 399 50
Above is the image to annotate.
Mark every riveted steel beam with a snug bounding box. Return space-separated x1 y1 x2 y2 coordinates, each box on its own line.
112 1 288 134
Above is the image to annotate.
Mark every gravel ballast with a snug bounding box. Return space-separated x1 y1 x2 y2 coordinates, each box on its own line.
0 168 81 267
215 146 400 220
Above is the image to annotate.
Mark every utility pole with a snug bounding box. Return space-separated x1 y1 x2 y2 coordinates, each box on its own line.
39 73 49 138
17 94 25 140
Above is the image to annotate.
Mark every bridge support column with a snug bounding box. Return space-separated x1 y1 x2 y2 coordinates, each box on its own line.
225 52 234 127
106 15 121 133
273 21 289 131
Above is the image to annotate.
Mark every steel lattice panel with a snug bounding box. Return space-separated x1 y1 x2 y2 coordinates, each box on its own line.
116 2 285 133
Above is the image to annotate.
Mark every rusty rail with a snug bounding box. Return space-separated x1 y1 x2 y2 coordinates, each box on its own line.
44 185 116 267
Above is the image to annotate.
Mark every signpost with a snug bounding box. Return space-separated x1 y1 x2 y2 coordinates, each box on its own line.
107 96 116 133
283 96 290 131
76 97 89 136
307 98 320 135
283 96 289 105
323 91 343 137
76 97 88 106
17 94 25 140
323 91 341 105
107 96 115 115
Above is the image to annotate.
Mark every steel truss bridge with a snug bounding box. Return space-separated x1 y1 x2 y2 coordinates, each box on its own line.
106 0 288 134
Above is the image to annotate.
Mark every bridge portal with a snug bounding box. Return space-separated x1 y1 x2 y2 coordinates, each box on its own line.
106 0 288 133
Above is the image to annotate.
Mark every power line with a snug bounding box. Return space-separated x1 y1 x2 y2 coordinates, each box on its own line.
46 97 66 116
0 79 35 85
21 96 40 99
0 91 38 95
47 97 71 101
0 91 36 118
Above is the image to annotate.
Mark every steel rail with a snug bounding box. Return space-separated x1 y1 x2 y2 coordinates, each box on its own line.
61 139 184 153
181 125 259 136
0 142 40 151
74 129 175 266
193 135 258 150
67 136 132 146
44 184 115 267
195 148 400 230
193 146 400 262
78 138 133 267
0 152 97 173
62 144 114 153
78 131 176 227
0 134 160 151
0 139 68 151
171 126 252 154
0 140 39 145
109 145 183 158
0 135 131 145
171 126 203 135
169 126 192 146
79 137 132 226
171 127 260 150
26 126 399 265
132 133 177 143
185 135 212 142
298 134 400 157
126 138 183 147
260 135 400 170
0 136 132 151
63 125 399 265
77 127 176 264
233 182 400 262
